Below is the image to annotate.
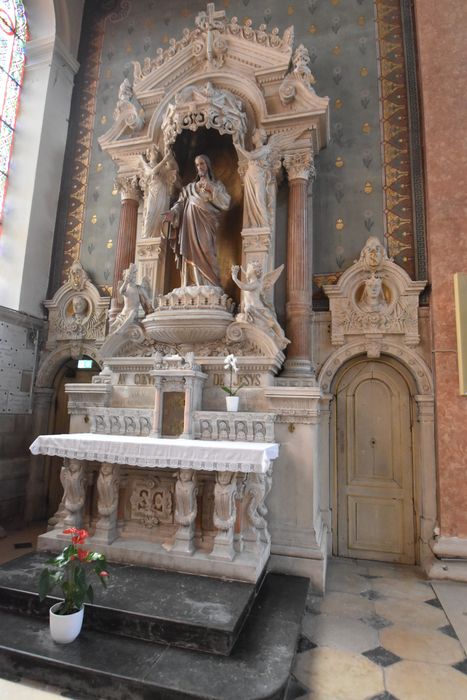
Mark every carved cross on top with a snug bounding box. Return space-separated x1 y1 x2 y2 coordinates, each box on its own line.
196 3 226 31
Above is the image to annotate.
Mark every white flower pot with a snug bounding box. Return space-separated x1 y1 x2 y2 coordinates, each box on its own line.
49 602 84 644
225 396 239 412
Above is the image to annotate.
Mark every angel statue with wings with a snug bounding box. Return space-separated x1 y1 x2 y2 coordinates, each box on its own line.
109 263 154 333
231 261 289 348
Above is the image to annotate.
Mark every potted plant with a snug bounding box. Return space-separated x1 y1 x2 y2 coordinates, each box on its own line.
38 527 109 644
222 354 244 412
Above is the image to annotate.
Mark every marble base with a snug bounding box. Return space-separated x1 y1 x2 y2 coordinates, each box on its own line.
0 552 263 655
0 568 309 700
37 530 270 583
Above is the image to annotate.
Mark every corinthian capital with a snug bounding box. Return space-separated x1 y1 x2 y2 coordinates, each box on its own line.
284 150 316 182
115 174 140 201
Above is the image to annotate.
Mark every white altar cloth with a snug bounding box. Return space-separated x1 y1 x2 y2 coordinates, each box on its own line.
30 433 279 473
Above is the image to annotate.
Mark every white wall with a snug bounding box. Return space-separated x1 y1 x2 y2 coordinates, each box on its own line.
0 0 84 316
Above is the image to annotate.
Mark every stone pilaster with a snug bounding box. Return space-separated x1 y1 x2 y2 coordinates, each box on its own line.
108 175 140 324
283 150 316 376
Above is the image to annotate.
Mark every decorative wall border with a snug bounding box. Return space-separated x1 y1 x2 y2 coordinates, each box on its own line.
399 0 427 283
375 0 416 278
49 0 131 299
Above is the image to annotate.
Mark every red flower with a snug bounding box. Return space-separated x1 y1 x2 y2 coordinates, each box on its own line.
63 527 88 545
99 571 109 577
77 549 89 561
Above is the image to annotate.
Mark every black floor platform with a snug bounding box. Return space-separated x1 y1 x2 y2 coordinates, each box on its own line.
0 552 265 655
0 569 309 700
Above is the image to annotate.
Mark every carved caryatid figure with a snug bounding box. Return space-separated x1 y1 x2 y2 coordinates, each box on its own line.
162 154 231 287
173 469 198 554
62 459 86 527
359 273 388 314
139 145 178 239
212 471 237 561
110 263 154 333
97 463 120 519
235 128 272 229
231 260 288 345
174 469 198 527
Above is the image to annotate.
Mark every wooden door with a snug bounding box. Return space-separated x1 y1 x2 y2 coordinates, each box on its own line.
336 361 415 563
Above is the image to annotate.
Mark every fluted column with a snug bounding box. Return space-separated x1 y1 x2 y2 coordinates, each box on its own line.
283 151 315 376
108 175 140 325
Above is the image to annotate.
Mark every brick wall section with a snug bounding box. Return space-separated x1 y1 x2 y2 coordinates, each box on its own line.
414 0 467 536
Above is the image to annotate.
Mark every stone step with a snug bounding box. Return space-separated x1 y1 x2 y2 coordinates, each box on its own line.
0 572 309 700
0 552 265 655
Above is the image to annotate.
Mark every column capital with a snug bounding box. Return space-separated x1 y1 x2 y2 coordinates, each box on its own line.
284 150 316 182
115 174 140 201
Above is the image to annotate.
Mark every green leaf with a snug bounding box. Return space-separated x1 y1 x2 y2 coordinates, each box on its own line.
87 584 94 603
221 386 232 395
87 551 105 562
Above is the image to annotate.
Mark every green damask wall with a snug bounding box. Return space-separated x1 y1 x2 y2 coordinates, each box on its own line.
55 0 416 300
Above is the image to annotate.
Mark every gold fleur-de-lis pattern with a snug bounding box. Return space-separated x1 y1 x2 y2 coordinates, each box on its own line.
57 0 416 297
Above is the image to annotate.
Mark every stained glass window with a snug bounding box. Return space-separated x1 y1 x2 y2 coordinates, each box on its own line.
0 1 27 224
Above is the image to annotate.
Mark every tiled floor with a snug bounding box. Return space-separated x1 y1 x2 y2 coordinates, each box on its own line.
290 557 467 700
1 528 467 700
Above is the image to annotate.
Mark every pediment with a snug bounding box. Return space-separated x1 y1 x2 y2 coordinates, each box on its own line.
99 3 329 164
323 237 427 349
44 262 110 346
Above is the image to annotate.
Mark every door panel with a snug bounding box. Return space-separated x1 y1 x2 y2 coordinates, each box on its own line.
336 361 414 563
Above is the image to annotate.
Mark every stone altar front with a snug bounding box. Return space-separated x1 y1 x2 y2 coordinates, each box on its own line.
31 433 277 583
